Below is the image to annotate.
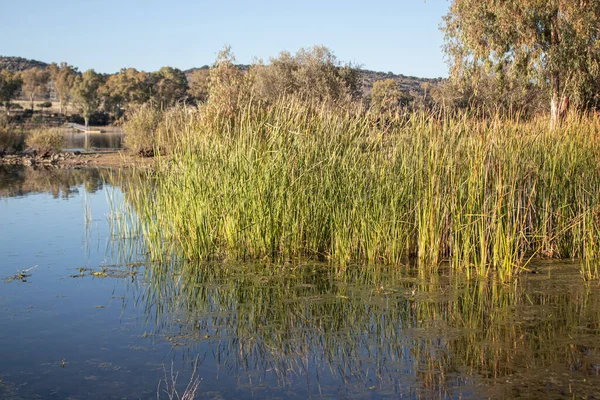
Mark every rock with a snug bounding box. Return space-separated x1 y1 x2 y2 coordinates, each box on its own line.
23 147 37 156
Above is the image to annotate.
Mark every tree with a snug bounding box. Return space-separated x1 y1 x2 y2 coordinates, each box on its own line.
0 70 23 115
72 69 103 127
442 1 600 127
101 68 152 118
151 66 188 108
188 68 210 103
252 45 360 104
21 67 50 111
208 46 251 115
48 62 78 114
370 79 401 113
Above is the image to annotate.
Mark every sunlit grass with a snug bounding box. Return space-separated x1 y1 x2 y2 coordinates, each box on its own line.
122 100 600 281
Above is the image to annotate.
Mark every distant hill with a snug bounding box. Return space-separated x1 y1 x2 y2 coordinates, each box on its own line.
0 56 49 72
0 55 443 98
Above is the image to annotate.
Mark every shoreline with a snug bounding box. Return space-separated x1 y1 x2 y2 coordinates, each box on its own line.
0 150 154 169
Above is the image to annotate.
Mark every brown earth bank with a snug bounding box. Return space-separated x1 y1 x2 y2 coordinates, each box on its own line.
0 149 154 169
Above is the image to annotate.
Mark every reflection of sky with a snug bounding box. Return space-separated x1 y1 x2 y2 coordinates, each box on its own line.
0 185 172 399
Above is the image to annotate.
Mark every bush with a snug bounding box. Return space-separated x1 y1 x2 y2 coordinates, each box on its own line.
0 115 24 152
122 103 164 156
25 128 64 153
37 101 53 109
88 110 110 126
67 114 85 125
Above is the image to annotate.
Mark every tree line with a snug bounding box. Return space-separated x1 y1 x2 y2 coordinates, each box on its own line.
3 0 600 128
0 45 441 128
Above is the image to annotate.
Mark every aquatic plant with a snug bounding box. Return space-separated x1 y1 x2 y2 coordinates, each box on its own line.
123 100 600 280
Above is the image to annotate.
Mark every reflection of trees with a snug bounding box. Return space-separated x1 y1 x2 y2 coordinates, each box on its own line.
124 258 600 398
0 165 136 198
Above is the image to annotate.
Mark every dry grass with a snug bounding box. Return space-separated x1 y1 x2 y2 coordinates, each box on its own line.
25 127 64 152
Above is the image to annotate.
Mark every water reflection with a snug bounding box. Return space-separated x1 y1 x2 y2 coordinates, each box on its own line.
64 129 124 151
0 165 109 198
126 257 600 399
2 166 600 399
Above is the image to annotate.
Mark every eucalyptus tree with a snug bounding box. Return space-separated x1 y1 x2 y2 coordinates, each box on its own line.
0 70 22 115
102 68 152 118
21 67 50 111
443 0 600 127
72 69 103 127
151 66 188 108
48 62 78 114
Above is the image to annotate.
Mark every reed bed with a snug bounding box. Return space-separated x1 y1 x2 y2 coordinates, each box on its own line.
124 100 600 280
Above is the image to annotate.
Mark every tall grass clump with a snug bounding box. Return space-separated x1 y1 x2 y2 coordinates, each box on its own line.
122 103 164 156
25 127 64 153
124 100 600 280
0 115 24 152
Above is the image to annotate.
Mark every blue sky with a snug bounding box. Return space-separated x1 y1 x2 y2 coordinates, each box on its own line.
1 0 449 78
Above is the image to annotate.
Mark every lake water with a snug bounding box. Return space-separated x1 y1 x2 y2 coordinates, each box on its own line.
1 166 600 399
63 129 124 152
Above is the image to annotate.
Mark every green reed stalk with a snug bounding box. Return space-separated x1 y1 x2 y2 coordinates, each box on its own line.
122 101 600 281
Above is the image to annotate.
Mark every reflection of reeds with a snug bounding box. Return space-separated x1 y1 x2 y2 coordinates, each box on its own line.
157 358 201 400
118 256 600 398
122 101 600 280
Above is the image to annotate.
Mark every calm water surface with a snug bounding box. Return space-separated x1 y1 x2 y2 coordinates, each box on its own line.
1 166 600 399
63 129 124 151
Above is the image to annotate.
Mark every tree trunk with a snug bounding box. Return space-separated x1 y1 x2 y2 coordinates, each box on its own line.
550 73 561 130
550 91 559 130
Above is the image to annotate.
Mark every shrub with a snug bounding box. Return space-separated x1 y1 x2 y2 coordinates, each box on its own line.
25 128 64 153
88 110 110 126
67 114 85 125
37 101 52 109
0 115 24 152
122 103 163 156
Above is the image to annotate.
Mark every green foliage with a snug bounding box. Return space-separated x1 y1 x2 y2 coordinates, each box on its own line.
72 69 103 127
101 68 152 117
0 115 23 151
122 103 164 156
20 67 50 111
443 1 600 121
370 79 401 113
25 127 64 153
252 45 360 104
151 66 188 108
48 62 77 114
124 101 600 281
0 70 23 115
187 68 210 103
37 101 52 109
